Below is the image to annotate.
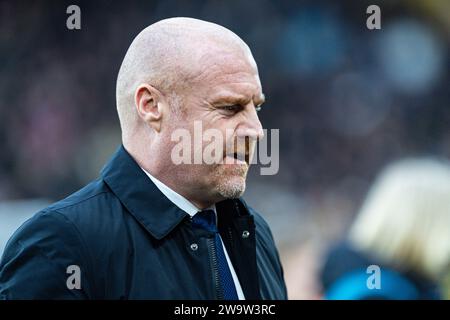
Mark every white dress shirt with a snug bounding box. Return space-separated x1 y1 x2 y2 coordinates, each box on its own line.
141 168 245 300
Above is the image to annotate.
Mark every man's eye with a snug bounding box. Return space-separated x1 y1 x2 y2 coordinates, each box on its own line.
220 105 242 113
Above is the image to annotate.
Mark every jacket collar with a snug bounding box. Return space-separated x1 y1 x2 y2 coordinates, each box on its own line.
100 145 252 240
101 145 189 240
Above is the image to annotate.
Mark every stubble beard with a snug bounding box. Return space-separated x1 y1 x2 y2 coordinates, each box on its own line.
212 163 249 199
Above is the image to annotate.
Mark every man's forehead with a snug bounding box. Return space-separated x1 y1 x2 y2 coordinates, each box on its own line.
182 39 263 102
192 39 255 72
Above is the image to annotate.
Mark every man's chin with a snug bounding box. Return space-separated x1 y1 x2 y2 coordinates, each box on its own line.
215 176 246 199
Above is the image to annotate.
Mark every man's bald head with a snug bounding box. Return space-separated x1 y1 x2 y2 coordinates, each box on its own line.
116 17 264 208
116 17 255 143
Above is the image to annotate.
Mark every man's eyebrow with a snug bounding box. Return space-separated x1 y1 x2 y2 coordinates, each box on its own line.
211 92 265 106
211 93 250 105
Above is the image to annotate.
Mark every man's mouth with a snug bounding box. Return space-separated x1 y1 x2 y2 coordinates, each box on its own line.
225 152 249 165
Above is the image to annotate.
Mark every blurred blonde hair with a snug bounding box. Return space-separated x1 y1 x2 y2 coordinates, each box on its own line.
348 158 450 280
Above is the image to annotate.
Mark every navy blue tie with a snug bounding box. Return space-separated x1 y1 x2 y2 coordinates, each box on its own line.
192 209 239 300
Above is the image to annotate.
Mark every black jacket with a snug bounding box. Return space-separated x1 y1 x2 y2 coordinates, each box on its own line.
0 146 287 299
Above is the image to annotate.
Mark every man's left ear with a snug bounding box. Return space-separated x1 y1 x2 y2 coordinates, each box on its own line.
134 83 167 133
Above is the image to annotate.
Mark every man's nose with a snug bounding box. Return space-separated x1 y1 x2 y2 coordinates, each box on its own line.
236 108 264 141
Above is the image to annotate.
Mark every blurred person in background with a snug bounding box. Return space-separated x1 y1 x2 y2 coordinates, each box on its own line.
321 158 450 299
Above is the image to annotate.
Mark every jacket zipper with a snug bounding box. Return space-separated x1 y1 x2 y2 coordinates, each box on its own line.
208 237 223 300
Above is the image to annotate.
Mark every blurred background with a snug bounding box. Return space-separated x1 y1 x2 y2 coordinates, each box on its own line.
0 0 449 299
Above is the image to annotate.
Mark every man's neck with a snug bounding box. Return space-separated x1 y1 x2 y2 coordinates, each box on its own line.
125 144 218 210
142 167 216 212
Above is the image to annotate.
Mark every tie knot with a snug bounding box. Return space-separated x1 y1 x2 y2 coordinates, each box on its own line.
192 209 217 233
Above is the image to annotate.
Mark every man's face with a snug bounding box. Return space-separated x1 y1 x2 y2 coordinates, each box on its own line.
163 47 265 203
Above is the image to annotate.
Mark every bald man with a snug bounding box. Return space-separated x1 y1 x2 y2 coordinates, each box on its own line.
0 18 287 300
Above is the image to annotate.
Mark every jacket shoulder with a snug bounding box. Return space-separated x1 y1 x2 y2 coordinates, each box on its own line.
0 207 95 299
43 178 126 234
0 178 127 299
45 178 114 213
245 204 276 241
